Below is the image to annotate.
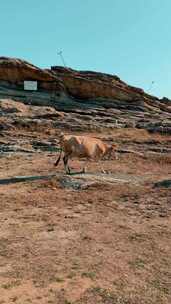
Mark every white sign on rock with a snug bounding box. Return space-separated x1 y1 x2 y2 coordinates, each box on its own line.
24 81 37 91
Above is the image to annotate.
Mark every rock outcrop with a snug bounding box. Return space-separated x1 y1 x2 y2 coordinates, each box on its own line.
51 66 148 102
0 57 64 92
0 57 56 82
0 57 171 134
0 57 156 102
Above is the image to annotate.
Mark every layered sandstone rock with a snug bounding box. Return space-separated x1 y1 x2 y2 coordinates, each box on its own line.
0 57 64 92
0 57 56 82
0 57 155 102
51 66 145 101
0 57 171 135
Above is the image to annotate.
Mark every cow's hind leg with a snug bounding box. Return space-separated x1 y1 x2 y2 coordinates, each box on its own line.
63 154 71 174
54 149 62 167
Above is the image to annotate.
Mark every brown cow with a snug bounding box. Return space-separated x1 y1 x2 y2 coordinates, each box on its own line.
54 133 117 174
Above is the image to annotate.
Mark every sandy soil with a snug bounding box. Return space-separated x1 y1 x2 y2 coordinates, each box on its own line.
0 128 171 304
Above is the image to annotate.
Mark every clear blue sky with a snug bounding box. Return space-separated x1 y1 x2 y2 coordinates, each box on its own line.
1 0 171 98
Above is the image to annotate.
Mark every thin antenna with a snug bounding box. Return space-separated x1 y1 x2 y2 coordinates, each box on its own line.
57 50 67 67
148 81 155 92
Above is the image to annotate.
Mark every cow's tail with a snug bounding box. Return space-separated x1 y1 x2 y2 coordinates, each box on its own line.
54 149 62 167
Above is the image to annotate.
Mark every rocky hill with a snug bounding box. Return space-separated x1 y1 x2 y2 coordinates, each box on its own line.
0 58 171 304
0 56 171 134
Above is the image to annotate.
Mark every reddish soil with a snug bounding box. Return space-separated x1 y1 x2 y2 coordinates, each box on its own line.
0 128 171 304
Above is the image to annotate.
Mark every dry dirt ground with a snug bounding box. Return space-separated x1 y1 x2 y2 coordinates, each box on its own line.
0 128 171 304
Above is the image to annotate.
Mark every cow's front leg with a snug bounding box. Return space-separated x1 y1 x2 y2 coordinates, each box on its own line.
81 159 89 174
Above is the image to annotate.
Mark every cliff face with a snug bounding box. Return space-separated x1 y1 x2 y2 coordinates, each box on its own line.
51 66 146 101
0 57 65 92
0 57 171 135
0 57 56 82
0 57 155 102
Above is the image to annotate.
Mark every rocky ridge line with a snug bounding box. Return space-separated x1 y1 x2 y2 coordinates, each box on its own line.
0 57 170 134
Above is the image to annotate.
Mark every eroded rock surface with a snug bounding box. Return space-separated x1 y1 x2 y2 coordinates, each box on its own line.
0 57 171 135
